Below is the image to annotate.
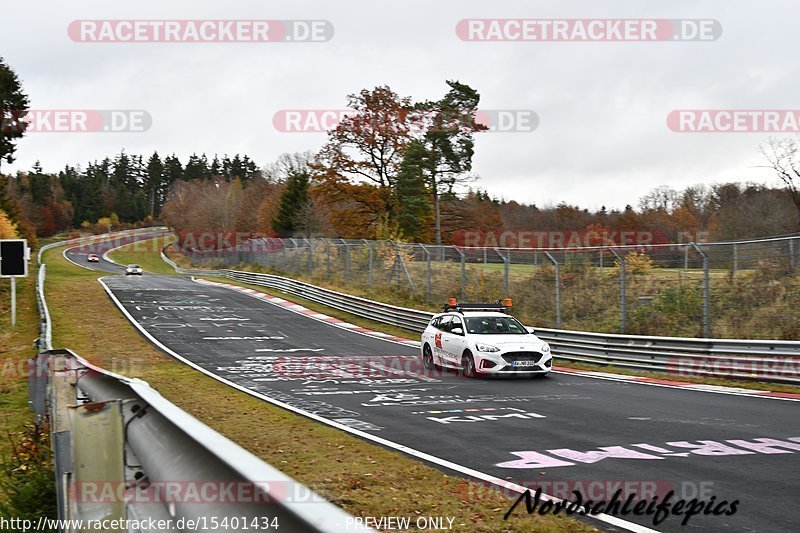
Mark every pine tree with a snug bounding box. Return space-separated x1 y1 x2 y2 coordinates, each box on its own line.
0 57 29 171
272 171 310 237
395 140 434 241
145 152 164 217
184 153 210 180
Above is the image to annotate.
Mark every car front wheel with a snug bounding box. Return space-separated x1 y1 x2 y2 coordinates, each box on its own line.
423 344 435 370
462 351 477 378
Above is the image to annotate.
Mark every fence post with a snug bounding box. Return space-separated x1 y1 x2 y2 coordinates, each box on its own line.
362 239 373 286
389 241 414 291
608 249 626 333
341 239 350 284
291 238 299 273
325 239 331 277
732 243 738 275
790 239 796 269
494 248 509 298
419 244 431 303
691 243 711 338
304 238 313 273
455 247 466 301
282 239 287 271
544 252 561 328
684 244 689 271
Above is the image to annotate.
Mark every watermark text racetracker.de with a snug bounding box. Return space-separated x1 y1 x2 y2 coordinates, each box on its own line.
464 479 717 504
68 20 334 43
668 110 800 133
1 110 151 133
451 228 670 248
272 109 538 133
456 19 721 42
669 355 799 381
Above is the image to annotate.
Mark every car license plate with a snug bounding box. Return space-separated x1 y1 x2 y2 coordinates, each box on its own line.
512 360 538 367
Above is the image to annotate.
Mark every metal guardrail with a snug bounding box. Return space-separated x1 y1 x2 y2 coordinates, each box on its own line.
32 231 367 532
160 245 800 385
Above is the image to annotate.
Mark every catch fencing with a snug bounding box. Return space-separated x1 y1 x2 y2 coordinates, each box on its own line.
179 233 800 341
31 230 365 532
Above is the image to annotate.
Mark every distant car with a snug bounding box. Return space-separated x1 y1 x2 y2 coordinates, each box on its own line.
421 299 552 378
87 254 100 262
125 264 143 275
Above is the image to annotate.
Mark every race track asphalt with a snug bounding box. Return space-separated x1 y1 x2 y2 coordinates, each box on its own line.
67 246 800 532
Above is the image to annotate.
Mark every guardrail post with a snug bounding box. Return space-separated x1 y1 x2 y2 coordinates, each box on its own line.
419 244 431 302
494 248 509 298
790 239 796 269
691 243 711 337
544 252 561 328
608 249 627 332
732 243 738 275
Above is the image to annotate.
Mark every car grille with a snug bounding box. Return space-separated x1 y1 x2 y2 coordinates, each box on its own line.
501 352 542 364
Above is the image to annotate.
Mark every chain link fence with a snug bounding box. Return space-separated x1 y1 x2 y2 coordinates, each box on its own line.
179 234 800 340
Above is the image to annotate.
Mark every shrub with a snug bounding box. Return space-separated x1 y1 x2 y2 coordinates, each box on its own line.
0 424 57 526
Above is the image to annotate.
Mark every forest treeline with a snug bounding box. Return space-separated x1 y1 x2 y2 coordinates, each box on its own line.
2 148 798 247
3 52 800 247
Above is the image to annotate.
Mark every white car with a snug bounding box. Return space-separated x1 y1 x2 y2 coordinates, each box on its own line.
125 264 143 275
421 301 552 378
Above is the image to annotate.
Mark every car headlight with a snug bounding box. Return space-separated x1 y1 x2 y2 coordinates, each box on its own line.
476 343 500 353
541 343 551 353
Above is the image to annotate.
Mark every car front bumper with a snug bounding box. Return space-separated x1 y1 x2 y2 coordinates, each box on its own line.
474 350 552 375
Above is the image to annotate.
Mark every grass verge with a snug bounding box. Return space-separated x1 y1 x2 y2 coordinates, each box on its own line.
107 235 177 275
43 243 595 532
0 273 39 458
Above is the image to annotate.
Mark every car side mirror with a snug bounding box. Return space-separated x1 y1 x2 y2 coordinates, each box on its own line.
451 327 464 335
525 326 535 334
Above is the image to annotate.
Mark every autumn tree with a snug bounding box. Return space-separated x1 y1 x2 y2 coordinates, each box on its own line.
0 208 17 238
313 86 416 235
762 138 800 229
263 152 314 182
440 190 502 243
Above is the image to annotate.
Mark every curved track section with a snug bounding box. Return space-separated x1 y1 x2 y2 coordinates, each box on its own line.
73 249 799 532
64 234 155 274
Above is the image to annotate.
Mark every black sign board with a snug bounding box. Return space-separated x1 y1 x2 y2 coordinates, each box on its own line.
0 240 28 277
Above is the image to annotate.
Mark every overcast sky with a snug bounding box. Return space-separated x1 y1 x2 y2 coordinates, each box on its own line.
2 0 797 210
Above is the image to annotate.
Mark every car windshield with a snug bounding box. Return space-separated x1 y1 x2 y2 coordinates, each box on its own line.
129 264 140 268
465 316 528 335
